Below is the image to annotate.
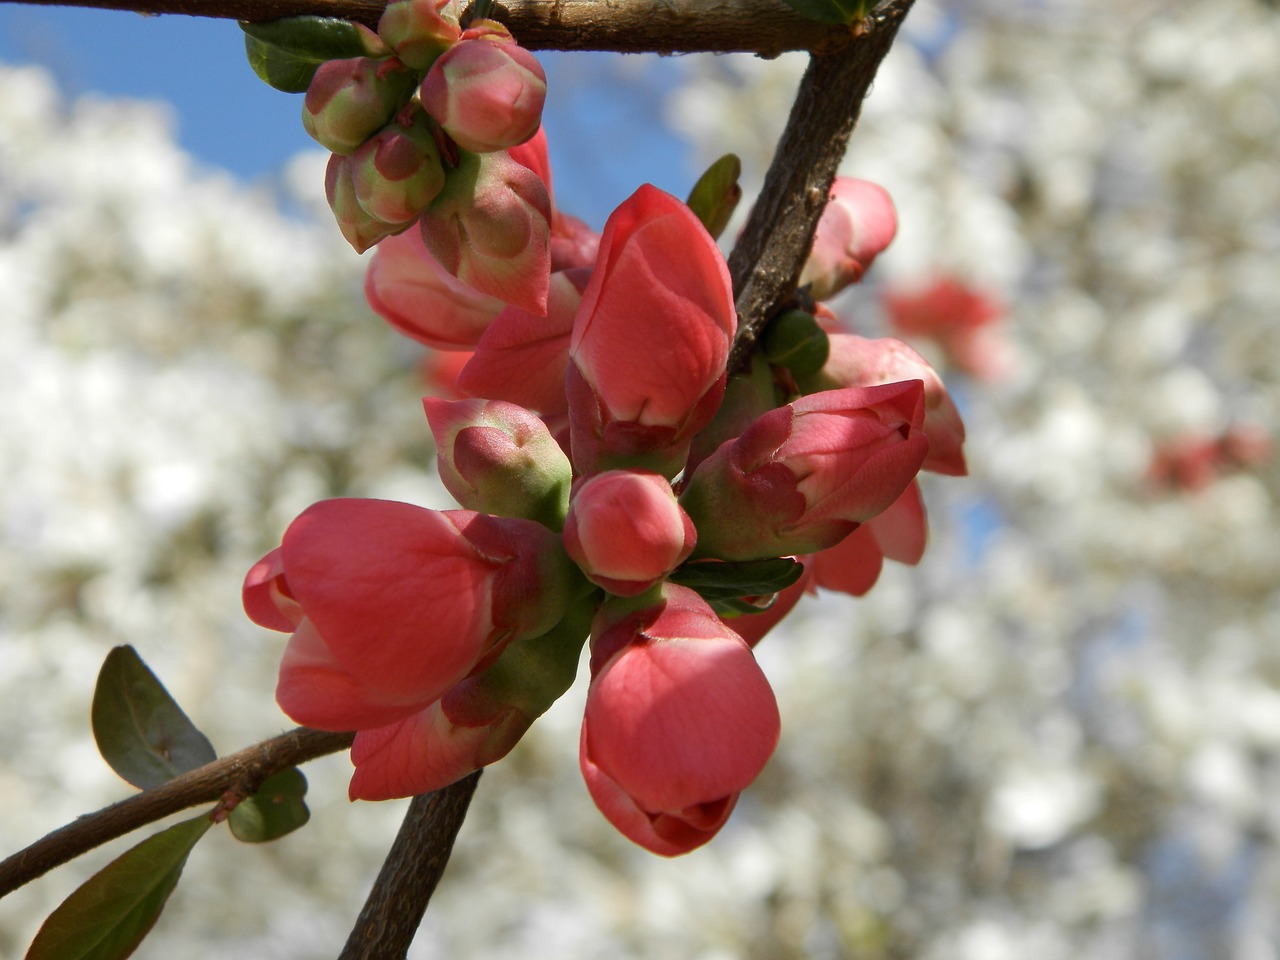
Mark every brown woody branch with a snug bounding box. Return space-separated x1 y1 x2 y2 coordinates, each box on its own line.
0 0 863 56
727 0 915 371
338 772 482 960
0 726 354 898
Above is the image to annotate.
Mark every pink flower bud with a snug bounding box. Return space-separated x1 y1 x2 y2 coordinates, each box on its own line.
351 111 446 225
798 177 897 300
810 479 927 596
799 334 967 476
242 500 579 731
418 149 551 314
681 382 929 560
568 184 736 477
325 153 409 254
364 227 505 348
302 57 417 156
456 268 587 416
424 397 572 527
563 470 696 596
376 0 461 70
348 599 591 799
421 23 547 153
580 584 780 855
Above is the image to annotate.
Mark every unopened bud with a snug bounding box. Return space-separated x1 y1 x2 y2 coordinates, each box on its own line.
352 111 446 225
302 57 418 156
377 0 461 70
325 153 407 254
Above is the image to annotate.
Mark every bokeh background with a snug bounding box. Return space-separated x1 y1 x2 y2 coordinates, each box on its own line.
2 0 1279 957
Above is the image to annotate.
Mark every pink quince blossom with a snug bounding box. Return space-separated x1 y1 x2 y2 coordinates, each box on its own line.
421 20 546 154
303 56 417 156
377 0 460 70
568 184 736 477
800 333 967 476
681 382 929 560
811 479 927 596
798 177 897 301
242 500 577 731
580 584 780 856
562 470 696 596
364 228 505 348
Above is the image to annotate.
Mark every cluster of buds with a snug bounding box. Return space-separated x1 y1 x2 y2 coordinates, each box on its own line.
246 127 969 854
302 0 551 307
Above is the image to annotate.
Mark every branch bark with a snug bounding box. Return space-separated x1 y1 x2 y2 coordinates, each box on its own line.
0 726 354 899
727 0 914 371
338 773 482 960
1 0 863 56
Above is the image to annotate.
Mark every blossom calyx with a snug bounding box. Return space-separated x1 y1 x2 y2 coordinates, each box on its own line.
302 57 417 156
580 584 780 855
568 184 736 477
798 177 897 300
563 470 696 596
681 382 929 560
421 22 547 154
418 149 551 314
423 397 572 528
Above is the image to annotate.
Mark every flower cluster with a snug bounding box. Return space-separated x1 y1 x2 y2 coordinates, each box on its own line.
249 87 966 852
304 0 553 315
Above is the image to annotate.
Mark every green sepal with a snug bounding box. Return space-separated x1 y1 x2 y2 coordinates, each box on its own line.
24 815 213 960
241 17 388 93
91 645 217 792
668 557 805 605
228 768 311 843
686 154 742 241
762 309 831 376
779 0 873 24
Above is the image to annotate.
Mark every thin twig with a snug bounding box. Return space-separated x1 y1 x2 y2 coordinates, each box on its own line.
0 0 862 56
338 772 482 960
0 726 354 898
726 0 916 371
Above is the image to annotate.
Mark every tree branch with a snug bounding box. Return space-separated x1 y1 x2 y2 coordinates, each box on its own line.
0 726 354 899
338 772 482 960
1 0 863 56
727 0 915 372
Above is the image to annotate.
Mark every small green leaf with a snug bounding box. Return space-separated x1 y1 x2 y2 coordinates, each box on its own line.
25 815 212 960
228 768 311 843
92 645 217 791
779 0 873 24
240 16 383 93
669 557 805 604
686 154 742 241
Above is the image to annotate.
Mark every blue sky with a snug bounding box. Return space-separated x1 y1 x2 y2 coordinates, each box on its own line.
0 4 694 227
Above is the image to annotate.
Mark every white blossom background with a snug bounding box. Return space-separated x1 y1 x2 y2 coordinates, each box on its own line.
2 0 1279 956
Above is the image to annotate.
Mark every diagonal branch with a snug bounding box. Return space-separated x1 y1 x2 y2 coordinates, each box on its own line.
338 772 482 960
727 0 915 372
1 0 865 56
0 726 354 899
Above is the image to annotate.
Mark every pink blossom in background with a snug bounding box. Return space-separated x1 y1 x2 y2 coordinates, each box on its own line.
799 177 898 301
883 276 1010 381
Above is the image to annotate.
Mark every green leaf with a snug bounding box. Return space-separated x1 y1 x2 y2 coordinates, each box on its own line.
92 645 217 791
25 815 212 960
669 557 805 604
686 154 742 241
240 16 383 93
779 0 873 25
228 768 311 843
